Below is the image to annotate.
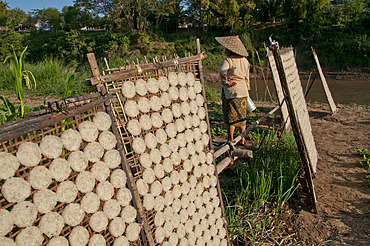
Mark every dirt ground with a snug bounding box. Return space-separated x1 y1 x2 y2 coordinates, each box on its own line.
229 101 370 245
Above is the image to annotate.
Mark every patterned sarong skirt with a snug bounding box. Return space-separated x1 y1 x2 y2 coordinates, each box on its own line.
222 96 248 127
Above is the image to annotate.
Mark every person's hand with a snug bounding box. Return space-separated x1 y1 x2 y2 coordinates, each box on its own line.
227 79 236 87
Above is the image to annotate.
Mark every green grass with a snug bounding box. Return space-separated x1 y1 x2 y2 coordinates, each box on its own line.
357 147 370 186
0 58 96 97
221 130 301 244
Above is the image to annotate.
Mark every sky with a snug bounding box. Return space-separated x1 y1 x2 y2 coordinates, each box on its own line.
5 0 75 12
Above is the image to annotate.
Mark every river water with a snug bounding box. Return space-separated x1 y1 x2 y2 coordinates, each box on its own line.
247 78 370 105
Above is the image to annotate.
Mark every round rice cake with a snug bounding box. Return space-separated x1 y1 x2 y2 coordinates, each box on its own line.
49 158 71 182
2 177 30 203
121 205 137 223
56 181 78 203
164 190 173 207
183 115 192 129
144 133 157 149
113 236 129 246
78 121 99 143
179 147 189 161
124 100 139 118
47 236 69 246
68 151 88 172
142 168 155 184
154 211 164 227
150 180 162 197
186 72 195 86
154 226 165 244
143 193 155 210
12 201 37 227
109 217 125 237
16 226 43 246
160 92 171 107
160 144 171 158
90 211 108 232
176 133 186 147
62 203 85 226
69 226 89 246
135 79 148 96
96 181 114 201
161 108 173 124
163 158 173 173
154 164 164 179
181 181 190 195
139 115 152 131
161 177 172 192
126 223 140 242
81 192 100 214
201 133 210 146
147 78 159 94
154 196 165 212
28 165 52 190
165 123 177 139
188 86 196 100
132 138 146 154
187 142 196 156
172 185 181 199
0 152 19 180
168 73 179 88
60 129 82 151
93 112 112 131
189 100 198 114
76 171 95 193
116 188 132 207
179 87 189 101
139 153 151 169
88 234 106 246
177 72 187 86
194 80 202 94
171 103 181 118
40 135 62 159
136 179 148 196
180 101 190 116
16 142 41 167
104 149 121 169
168 138 179 152
192 115 201 128
103 199 121 219
158 76 170 92
170 151 181 166
150 96 162 112
155 129 167 144
137 97 150 114
150 113 163 129
175 119 185 133
0 209 13 236
122 81 136 99
83 142 104 163
39 211 64 237
110 169 127 189
91 161 110 182
149 149 162 165
33 189 57 214
99 131 117 150
127 119 141 136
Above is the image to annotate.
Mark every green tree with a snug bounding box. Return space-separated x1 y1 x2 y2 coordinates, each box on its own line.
44 8 62 30
0 0 10 29
9 7 28 29
62 5 81 30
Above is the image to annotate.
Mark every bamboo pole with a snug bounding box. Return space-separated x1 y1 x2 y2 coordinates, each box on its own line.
214 106 279 159
86 53 206 86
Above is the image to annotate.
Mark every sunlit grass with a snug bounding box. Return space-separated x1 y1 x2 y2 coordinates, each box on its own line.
221 130 301 244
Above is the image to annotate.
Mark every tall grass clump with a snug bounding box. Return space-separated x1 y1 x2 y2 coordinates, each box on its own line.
0 58 95 97
221 129 301 245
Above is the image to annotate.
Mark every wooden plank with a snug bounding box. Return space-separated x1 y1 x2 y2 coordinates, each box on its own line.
312 48 338 115
86 53 207 86
267 50 291 131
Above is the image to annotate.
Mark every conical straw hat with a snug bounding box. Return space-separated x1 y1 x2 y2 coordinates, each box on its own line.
215 36 249 57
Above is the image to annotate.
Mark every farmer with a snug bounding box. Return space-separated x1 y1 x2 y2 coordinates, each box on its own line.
216 36 250 146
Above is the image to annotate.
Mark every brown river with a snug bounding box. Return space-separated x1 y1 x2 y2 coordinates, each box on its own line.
246 78 369 105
